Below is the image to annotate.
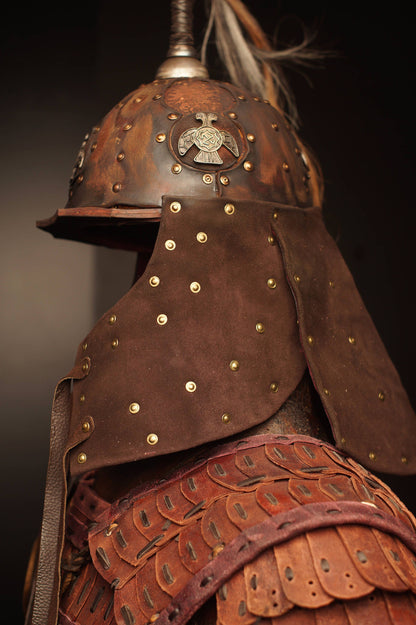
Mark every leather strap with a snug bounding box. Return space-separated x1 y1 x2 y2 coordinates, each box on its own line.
28 362 92 625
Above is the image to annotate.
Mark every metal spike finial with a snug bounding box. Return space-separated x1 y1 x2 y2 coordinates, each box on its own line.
156 0 209 79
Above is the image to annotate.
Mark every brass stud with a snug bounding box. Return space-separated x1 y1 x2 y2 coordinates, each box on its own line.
323 388 330 396
228 112 237 119
229 360 240 371
270 382 279 393
165 239 176 251
80 394 86 403
168 112 179 120
123 123 132 131
282 162 290 172
149 275 160 287
171 163 182 174
203 173 213 184
156 133 166 143
153 94 162 100
273 211 279 220
221 413 230 424
243 161 254 172
111 339 119 349
247 133 256 142
368 451 376 461
253 96 261 102
401 456 408 464
238 95 246 100
190 281 201 293
272 123 279 131
117 152 125 162
268 234 276 245
378 391 386 401
341 437 346 444
157 314 168 326
82 422 90 433
256 323 265 334
91 142 97 152
220 175 229 186
77 452 87 464
294 274 301 283
82 342 88 351
185 381 197 393
170 201 181 213
147 433 159 445
112 182 121 193
134 97 143 103
348 336 356 345
81 361 89 373
149 614 160 624
196 232 207 243
129 402 140 414
224 203 235 215
307 335 314 346
77 175 84 184
267 278 277 289
329 280 335 288
109 314 117 324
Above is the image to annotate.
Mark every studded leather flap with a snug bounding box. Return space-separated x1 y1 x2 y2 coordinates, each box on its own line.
68 196 306 475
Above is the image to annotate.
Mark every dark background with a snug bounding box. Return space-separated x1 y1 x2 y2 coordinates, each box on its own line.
1 1 415 620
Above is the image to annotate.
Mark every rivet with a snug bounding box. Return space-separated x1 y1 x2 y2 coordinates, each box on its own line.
243 161 254 172
329 280 335 288
123 123 132 131
307 335 314 345
196 232 207 243
247 133 256 142
157 314 168 326
273 211 279 220
77 175 84 184
253 96 261 102
378 391 385 402
77 452 87 464
170 201 181 213
229 360 240 371
147 433 159 445
256 323 265 334
268 234 276 245
171 163 182 174
294 275 301 283
111 339 119 349
134 97 143 103
117 152 125 162
129 402 140 414
168 113 179 120
82 361 89 373
222 413 230 424
238 95 246 100
272 123 279 131
156 133 166 143
323 388 330 396
82 342 88 351
212 544 225 557
401 456 408 464
80 394 86 403
149 275 160 287
153 94 162 100
220 175 229 186
109 314 117 324
228 112 237 119
112 182 121 193
82 422 90 433
203 173 213 184
224 203 235 215
91 142 97 152
341 437 346 444
185 381 197 393
165 239 176 251
267 278 277 289
270 382 279 393
348 336 356 345
282 162 290 172
368 451 376 461
190 281 201 293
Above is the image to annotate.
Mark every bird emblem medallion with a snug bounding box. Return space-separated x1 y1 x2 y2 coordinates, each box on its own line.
178 112 239 165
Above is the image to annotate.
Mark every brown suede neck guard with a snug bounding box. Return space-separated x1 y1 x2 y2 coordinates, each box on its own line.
68 196 415 475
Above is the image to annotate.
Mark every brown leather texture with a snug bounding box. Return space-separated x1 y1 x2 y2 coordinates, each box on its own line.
67 197 415 477
58 435 416 625
37 78 315 250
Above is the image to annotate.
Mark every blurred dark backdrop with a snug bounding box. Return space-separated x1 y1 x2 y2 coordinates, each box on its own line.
1 1 415 621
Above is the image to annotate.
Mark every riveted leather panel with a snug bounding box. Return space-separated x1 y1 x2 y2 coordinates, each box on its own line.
59 435 416 625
